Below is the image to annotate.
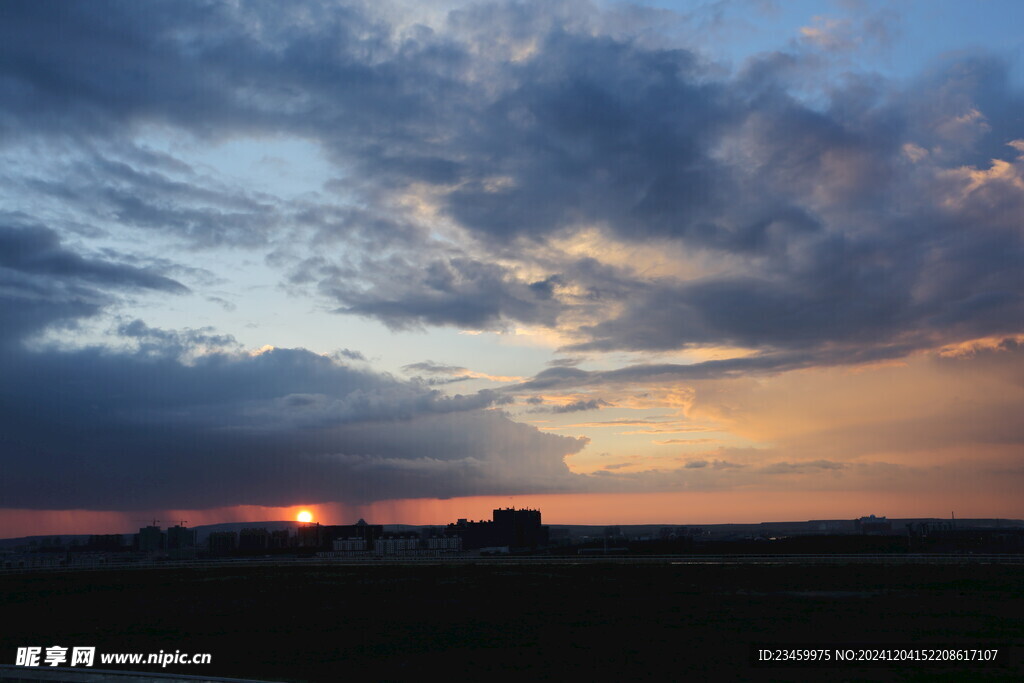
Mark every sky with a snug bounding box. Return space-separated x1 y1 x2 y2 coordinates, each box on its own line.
1 0 1023 536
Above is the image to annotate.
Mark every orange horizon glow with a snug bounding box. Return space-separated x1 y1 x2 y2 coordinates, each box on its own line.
0 489 1020 538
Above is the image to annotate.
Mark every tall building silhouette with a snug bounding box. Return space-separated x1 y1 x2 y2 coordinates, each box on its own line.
166 524 196 550
448 508 549 550
135 525 164 553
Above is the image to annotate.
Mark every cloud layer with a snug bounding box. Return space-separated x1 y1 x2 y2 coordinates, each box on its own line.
5 1 1022 358
1 1 1022 514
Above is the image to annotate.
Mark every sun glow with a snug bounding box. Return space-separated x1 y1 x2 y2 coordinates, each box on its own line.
297 510 313 523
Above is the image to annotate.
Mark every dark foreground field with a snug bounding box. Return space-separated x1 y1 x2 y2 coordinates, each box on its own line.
2 563 1022 682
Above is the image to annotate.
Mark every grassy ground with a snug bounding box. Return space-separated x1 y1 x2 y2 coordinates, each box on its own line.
1 563 1022 681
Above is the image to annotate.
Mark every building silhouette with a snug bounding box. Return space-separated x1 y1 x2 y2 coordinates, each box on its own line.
166 524 196 550
269 529 291 549
207 531 238 556
85 534 126 552
374 534 420 554
135 525 164 553
239 527 270 552
448 508 549 550
855 515 893 535
299 519 383 550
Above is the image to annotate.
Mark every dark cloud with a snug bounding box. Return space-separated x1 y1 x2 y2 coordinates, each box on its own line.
401 360 495 386
544 398 610 414
547 356 584 367
0 223 187 294
16 148 287 248
757 460 847 475
0 222 188 347
512 366 593 390
0 344 586 510
645 458 742 472
442 33 733 243
324 256 564 331
402 360 467 375
334 348 366 362
508 356 801 391
508 341 928 391
206 296 237 312
655 438 719 445
116 319 240 358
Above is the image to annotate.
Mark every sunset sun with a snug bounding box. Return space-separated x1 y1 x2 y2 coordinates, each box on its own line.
297 511 313 523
